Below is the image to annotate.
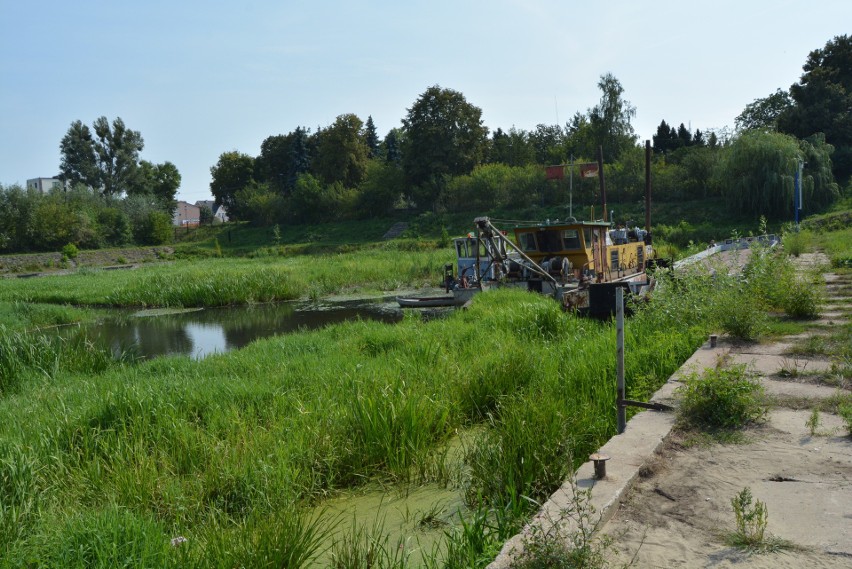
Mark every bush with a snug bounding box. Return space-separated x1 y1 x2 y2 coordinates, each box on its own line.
135 211 173 245
677 365 766 431
716 291 768 341
61 243 79 260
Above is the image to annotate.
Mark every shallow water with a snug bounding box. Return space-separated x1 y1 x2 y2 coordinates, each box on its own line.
66 298 407 360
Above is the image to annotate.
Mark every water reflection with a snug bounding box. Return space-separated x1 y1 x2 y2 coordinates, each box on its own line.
72 299 403 360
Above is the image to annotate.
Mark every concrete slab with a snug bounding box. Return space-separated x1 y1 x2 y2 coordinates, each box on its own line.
727 352 835 376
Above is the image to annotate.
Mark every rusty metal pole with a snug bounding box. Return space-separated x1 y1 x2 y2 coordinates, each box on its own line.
645 140 652 233
597 145 607 222
616 286 626 434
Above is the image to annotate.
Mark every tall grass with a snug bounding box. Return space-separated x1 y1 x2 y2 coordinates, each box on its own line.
5 240 794 566
0 250 454 308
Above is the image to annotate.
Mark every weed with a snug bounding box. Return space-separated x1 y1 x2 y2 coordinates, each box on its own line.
806 408 821 436
512 477 621 569
676 365 767 432
839 403 852 436
725 487 793 553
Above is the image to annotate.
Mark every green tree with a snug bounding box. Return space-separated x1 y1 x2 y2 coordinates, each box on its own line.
256 133 294 194
314 113 369 187
289 127 311 190
210 151 256 220
135 160 181 209
778 35 852 180
91 116 145 196
364 115 380 158
721 130 802 216
529 124 565 165
356 160 404 217
586 73 638 161
736 89 793 131
59 120 99 188
383 128 402 164
401 85 489 208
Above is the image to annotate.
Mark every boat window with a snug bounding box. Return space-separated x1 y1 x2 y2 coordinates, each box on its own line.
561 229 581 250
519 232 537 251
538 230 562 252
456 241 466 258
583 228 592 248
610 249 620 270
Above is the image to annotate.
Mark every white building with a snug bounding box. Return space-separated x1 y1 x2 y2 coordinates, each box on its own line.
26 177 63 193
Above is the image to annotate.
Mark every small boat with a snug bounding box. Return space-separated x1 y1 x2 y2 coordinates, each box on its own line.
396 295 462 308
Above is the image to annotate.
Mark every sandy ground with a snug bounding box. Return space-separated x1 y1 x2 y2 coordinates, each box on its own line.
598 256 852 568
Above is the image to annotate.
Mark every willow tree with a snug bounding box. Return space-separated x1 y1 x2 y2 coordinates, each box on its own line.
722 130 838 217
722 130 800 217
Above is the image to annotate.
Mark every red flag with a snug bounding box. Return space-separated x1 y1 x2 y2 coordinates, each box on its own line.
580 163 599 178
545 165 564 180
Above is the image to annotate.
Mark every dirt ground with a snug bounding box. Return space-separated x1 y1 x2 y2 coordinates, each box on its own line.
598 255 852 568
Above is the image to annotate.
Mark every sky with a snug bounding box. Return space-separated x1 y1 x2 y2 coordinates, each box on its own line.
1 0 850 204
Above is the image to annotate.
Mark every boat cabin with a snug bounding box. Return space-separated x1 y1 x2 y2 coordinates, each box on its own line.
511 220 648 282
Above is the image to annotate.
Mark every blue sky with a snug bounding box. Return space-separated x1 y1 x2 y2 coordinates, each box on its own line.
2 0 850 203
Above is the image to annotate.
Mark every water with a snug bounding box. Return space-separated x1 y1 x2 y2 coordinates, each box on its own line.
70 298 406 360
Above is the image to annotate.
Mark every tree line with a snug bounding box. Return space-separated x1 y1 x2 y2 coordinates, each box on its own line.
211 35 849 226
1 36 848 254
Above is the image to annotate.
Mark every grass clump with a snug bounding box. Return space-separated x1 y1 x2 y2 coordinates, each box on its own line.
676 364 766 432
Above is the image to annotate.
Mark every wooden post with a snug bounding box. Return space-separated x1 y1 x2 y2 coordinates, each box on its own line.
616 286 626 434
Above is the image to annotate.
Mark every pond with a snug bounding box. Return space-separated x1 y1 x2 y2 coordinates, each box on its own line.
68 297 414 360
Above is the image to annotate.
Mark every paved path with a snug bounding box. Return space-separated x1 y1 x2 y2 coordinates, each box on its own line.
488 253 851 568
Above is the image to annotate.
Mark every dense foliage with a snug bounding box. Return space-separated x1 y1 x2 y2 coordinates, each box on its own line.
0 183 174 252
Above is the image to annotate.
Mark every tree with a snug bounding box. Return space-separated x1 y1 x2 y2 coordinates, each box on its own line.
59 120 99 188
722 130 802 216
586 73 638 161
256 133 295 194
736 89 793 131
313 113 369 187
135 160 181 209
289 127 311 190
210 151 255 220
364 115 380 158
778 35 852 180
384 128 402 164
529 124 565 164
91 116 145 196
401 85 489 208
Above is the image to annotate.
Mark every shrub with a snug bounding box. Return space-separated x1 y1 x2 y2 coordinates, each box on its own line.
716 291 768 341
677 365 766 431
61 242 79 260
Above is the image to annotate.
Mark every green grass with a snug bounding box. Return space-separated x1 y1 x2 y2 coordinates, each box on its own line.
0 281 716 567
0 248 454 308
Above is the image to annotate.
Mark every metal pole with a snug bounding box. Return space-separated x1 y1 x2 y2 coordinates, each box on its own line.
569 154 574 218
794 163 800 228
645 140 651 233
616 286 626 434
597 146 607 222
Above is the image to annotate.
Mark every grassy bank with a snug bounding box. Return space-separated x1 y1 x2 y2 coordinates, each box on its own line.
0 246 453 308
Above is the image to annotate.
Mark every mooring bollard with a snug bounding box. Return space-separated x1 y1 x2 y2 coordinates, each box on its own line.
710 334 718 348
590 453 610 479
